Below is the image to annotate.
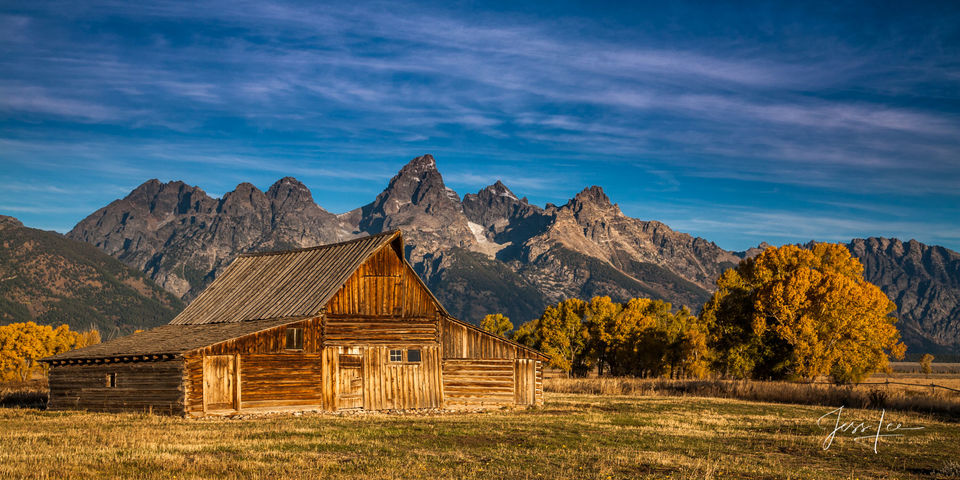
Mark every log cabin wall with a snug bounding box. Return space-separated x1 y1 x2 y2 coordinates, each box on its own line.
47 360 185 414
442 358 515 407
440 317 545 407
183 317 325 415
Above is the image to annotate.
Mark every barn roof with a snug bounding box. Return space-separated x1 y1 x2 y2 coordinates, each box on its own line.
169 230 409 325
42 317 306 361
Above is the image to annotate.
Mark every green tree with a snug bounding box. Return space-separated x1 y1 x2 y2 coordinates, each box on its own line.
512 318 540 349
480 313 513 337
534 298 588 376
701 243 905 383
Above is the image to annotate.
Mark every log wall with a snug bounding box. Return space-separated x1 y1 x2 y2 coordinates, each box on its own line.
439 317 545 408
442 359 515 407
47 360 184 414
240 354 324 411
324 316 438 345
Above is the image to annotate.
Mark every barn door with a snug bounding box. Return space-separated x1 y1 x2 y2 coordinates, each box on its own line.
515 359 536 405
338 353 364 409
203 354 239 412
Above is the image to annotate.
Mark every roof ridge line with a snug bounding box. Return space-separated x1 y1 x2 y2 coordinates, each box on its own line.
238 230 400 257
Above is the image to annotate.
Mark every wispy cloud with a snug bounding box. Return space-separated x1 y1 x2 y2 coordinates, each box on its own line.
1 1 958 249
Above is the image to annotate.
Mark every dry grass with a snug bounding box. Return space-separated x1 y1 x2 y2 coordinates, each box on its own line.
1 393 959 479
869 371 960 391
545 377 960 418
889 362 960 375
0 380 47 410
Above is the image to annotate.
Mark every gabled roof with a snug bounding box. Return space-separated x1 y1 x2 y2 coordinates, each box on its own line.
43 317 306 361
170 231 404 325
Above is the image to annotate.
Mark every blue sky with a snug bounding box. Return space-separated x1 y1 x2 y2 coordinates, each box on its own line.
1 1 958 251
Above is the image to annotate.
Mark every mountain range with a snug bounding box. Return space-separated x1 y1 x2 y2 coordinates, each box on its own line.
0 215 184 336
38 154 960 355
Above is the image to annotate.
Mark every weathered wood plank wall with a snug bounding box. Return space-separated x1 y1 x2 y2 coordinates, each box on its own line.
322 242 444 411
47 360 185 414
441 358 516 407
183 317 323 415
439 317 545 407
241 354 324 411
324 317 437 345
361 345 442 410
325 244 438 319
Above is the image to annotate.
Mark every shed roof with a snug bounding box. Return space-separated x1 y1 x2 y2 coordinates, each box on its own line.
170 230 404 325
43 317 306 361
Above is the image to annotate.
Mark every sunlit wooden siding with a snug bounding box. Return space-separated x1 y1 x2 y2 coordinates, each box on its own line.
325 243 438 319
362 345 442 410
183 317 323 415
239 354 324 411
439 317 545 407
324 317 438 345
322 244 443 410
514 359 543 406
47 360 184 414
441 359 516 407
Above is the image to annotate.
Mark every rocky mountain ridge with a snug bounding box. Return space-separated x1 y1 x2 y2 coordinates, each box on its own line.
64 154 960 354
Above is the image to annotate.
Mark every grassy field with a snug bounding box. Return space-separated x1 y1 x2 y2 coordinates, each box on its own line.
1 393 959 479
545 376 960 419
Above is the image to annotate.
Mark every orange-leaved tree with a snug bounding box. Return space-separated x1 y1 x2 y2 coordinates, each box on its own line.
0 322 100 382
701 243 905 383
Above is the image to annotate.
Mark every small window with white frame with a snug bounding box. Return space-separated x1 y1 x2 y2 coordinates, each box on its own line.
389 349 402 362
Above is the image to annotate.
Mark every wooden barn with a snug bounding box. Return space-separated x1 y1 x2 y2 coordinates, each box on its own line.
42 231 546 416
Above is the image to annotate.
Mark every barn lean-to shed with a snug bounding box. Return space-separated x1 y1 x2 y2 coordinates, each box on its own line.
41 230 546 416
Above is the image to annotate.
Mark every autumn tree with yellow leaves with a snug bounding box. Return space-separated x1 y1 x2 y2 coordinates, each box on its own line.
0 322 100 382
701 243 905 383
515 296 709 378
480 313 514 337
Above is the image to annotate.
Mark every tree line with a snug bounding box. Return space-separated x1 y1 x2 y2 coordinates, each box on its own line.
483 243 906 384
0 322 100 382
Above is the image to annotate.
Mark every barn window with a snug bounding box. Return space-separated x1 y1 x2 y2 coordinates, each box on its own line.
407 349 421 363
105 373 117 388
389 349 402 362
285 327 303 350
